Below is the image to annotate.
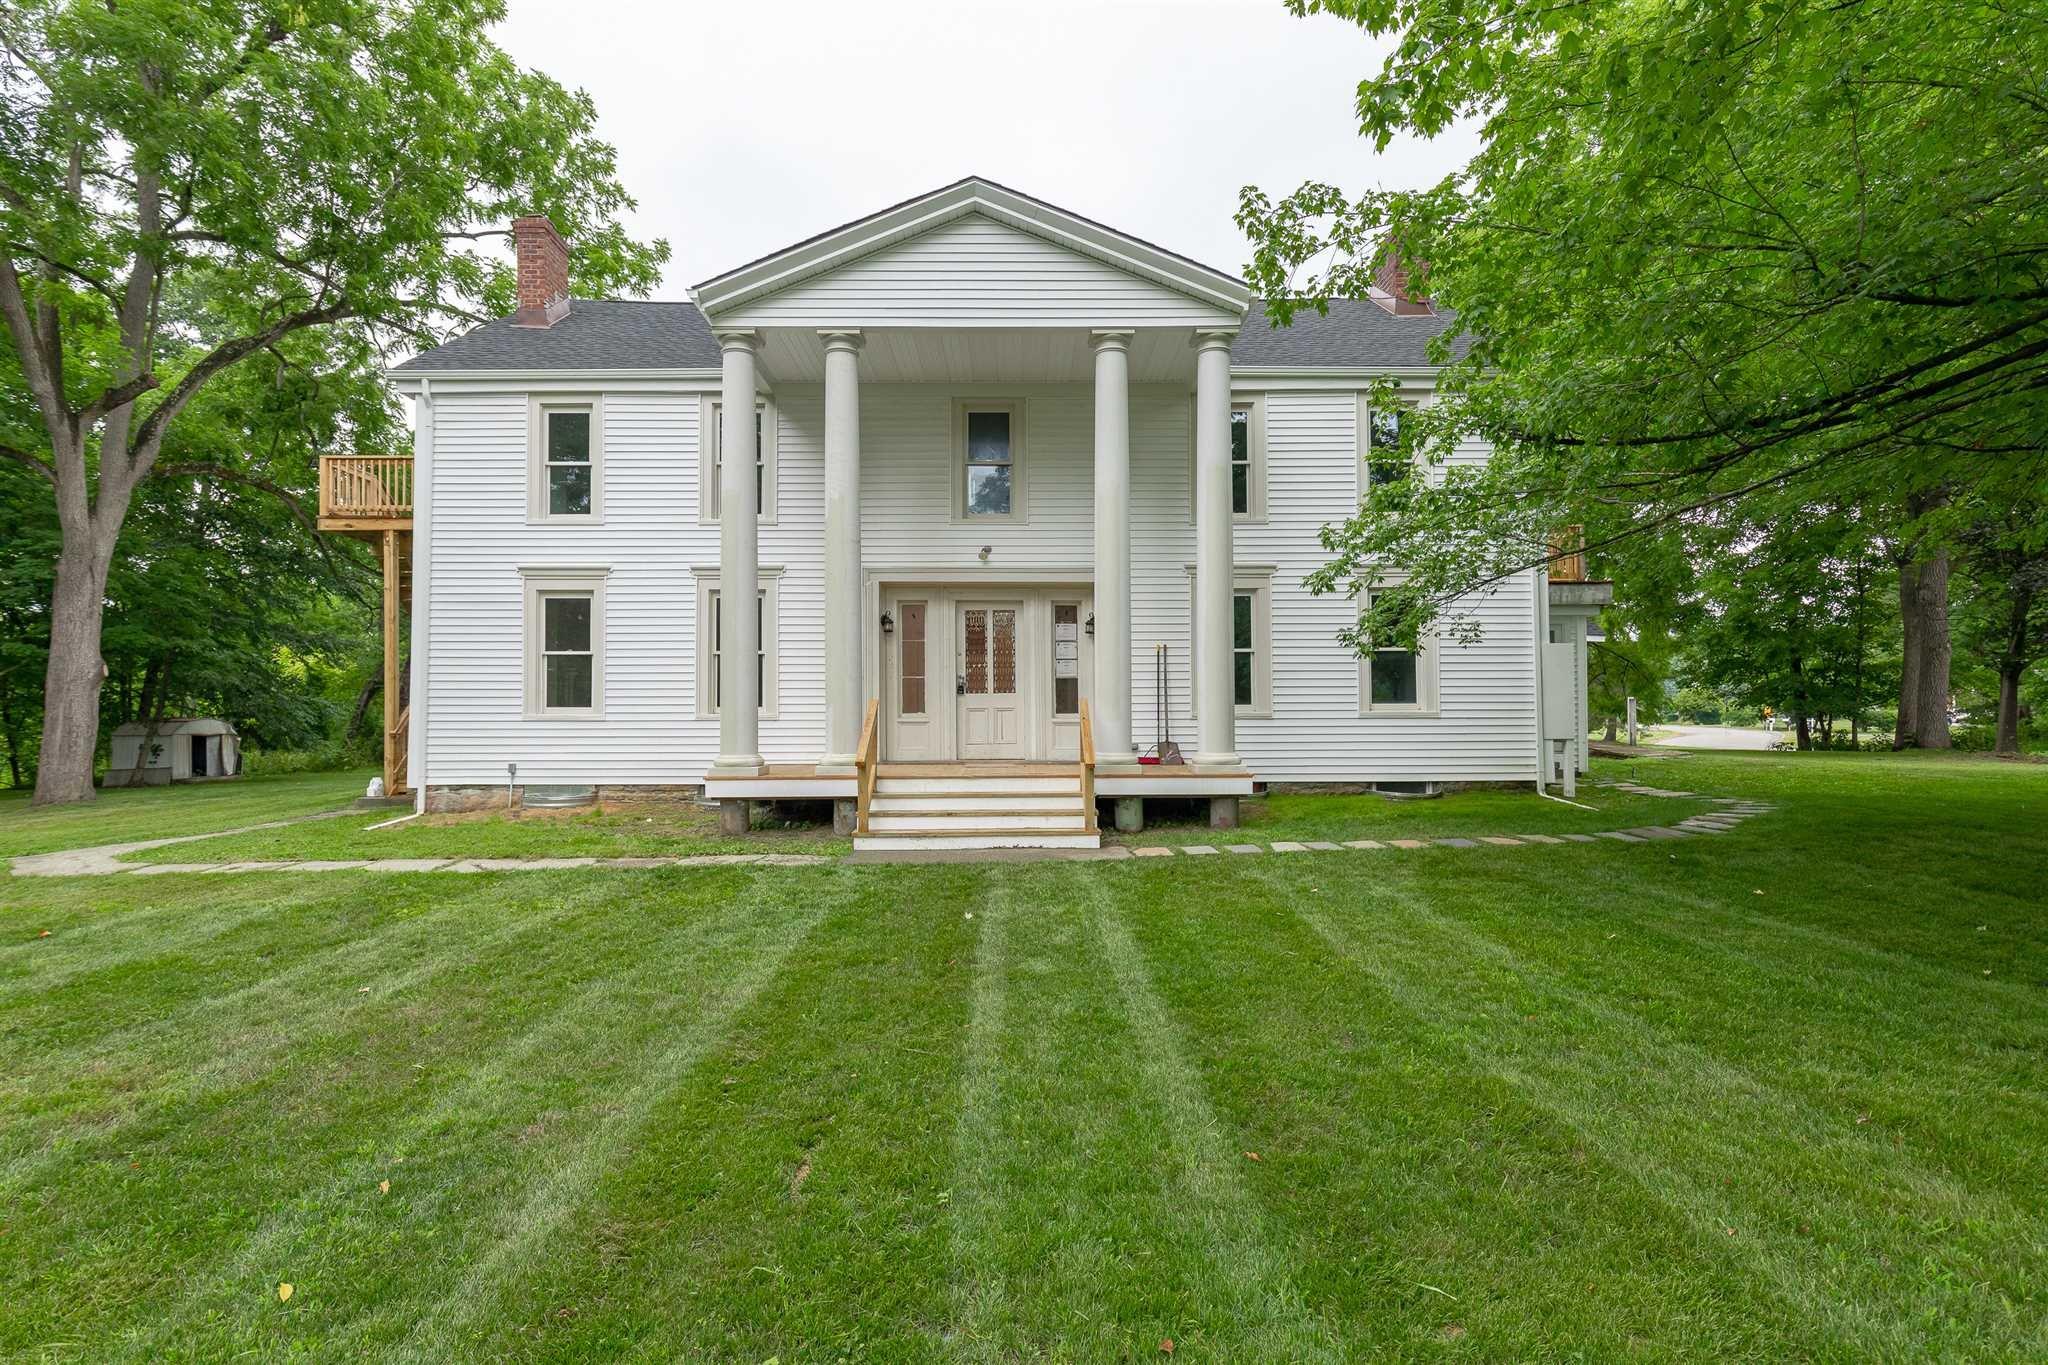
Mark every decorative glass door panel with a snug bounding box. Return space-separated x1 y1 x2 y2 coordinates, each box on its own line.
957 602 1025 759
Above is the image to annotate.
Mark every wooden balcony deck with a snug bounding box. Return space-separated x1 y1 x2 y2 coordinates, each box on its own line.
318 455 413 537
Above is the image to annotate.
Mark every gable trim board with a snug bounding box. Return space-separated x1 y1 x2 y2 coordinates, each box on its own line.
694 176 1250 321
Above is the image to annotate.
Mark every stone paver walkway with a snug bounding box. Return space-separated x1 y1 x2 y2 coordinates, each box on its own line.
9 782 1773 876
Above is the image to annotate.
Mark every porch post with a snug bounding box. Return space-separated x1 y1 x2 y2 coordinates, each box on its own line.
713 330 763 777
1091 329 1134 760
819 330 864 773
1192 329 1240 767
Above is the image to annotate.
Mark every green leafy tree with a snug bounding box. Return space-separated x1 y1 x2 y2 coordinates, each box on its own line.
1 0 667 803
1241 0 2048 751
1953 499 2048 755
1676 503 1896 750
2 325 398 787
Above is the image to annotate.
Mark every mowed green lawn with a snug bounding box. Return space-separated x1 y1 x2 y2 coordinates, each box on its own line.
2 751 2044 1359
0 769 372 858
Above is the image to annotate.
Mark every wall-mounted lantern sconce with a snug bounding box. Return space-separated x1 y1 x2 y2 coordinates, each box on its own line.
1084 613 1096 638
978 544 992 562
880 611 894 635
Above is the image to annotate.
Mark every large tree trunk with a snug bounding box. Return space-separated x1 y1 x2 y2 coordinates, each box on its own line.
1909 550 1953 749
1895 560 1921 748
1995 580 2034 758
1790 652 1812 751
1996 666 2023 757
33 546 114 804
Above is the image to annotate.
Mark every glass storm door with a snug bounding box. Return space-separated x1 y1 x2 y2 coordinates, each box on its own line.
956 602 1025 759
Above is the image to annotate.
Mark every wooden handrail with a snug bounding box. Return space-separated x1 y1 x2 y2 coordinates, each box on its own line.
1078 699 1097 833
1548 524 1586 583
389 706 411 796
319 454 413 520
854 697 880 835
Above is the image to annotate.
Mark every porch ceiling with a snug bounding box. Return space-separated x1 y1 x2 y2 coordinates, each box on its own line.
757 326 1204 386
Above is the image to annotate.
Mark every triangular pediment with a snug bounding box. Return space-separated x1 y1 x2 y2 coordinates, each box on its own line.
694 178 1249 329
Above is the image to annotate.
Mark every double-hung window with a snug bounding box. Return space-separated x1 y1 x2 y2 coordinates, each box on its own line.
1358 588 1439 715
530 399 602 521
1192 398 1265 523
520 568 608 717
1187 565 1274 718
696 569 781 718
703 399 776 522
955 401 1024 522
1361 396 1416 496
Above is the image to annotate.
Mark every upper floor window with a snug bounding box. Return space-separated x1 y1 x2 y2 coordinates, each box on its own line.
702 398 777 524
1192 396 1265 524
1362 397 1417 496
529 398 602 522
954 400 1025 523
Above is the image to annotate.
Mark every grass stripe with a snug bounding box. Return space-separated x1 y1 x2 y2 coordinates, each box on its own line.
1276 863 2046 1357
94 867 828 1361
944 865 1335 1361
419 863 982 1360
0 872 620 1193
1110 855 1794 1356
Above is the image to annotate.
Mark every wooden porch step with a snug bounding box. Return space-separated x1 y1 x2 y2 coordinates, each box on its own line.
852 829 1101 852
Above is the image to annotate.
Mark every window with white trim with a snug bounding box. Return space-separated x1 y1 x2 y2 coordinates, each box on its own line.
953 400 1025 522
695 571 780 718
1187 566 1274 718
529 399 602 521
701 398 777 524
520 569 607 717
1359 394 1418 499
1358 589 1439 715
1188 396 1265 523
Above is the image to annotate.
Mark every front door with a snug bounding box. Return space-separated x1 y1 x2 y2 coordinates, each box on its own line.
956 601 1026 759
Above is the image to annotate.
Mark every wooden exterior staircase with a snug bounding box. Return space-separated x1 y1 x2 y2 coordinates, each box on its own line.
850 701 1102 851
319 455 413 798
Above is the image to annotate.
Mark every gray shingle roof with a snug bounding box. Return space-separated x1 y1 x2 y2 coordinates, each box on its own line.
393 300 721 372
393 296 1465 373
1230 298 1470 367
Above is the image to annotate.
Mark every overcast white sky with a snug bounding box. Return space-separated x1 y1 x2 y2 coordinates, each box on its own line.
487 0 1479 294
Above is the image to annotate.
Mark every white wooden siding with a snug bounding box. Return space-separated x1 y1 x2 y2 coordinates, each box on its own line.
421 383 1539 787
719 215 1241 330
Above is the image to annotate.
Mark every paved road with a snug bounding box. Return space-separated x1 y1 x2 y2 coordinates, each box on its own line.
1647 724 1782 751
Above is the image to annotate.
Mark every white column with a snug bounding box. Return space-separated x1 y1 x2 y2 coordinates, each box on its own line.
1091 329 1134 761
819 330 864 773
1192 329 1240 767
713 330 763 775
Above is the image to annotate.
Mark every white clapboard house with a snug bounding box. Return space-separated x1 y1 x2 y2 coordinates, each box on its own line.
361 178 1609 849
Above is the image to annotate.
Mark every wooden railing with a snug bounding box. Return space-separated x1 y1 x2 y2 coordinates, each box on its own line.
320 455 413 521
387 706 411 796
854 697 880 834
1548 524 1586 583
1078 699 1098 833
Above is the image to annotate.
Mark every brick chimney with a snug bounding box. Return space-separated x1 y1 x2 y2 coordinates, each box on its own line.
1371 240 1433 316
511 215 571 327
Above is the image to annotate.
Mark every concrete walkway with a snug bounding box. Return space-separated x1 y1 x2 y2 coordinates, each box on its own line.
9 783 1773 875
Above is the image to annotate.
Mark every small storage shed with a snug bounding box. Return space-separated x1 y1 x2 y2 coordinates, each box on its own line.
106 718 242 786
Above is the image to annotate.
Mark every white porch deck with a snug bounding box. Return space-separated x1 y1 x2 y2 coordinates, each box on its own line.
700 759 1255 802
